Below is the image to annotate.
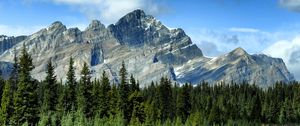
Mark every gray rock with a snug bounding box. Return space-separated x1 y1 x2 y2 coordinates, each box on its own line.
0 35 27 54
0 9 294 87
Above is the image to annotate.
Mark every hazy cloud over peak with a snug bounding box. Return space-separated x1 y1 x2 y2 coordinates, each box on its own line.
279 0 300 12
229 27 260 33
48 0 166 24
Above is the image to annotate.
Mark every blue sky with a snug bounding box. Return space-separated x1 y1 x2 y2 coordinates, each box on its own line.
1 0 300 79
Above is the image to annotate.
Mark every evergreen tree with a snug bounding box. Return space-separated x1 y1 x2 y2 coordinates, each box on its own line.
65 57 77 112
109 83 119 116
99 71 111 118
92 79 100 116
159 77 174 121
42 60 58 113
130 74 139 92
176 83 192 122
12 44 39 125
129 91 145 124
119 61 131 124
208 101 221 125
0 77 4 104
77 62 93 118
0 81 11 125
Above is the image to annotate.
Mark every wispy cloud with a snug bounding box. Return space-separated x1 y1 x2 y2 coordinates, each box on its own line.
229 27 260 33
0 25 45 36
42 0 167 25
279 0 300 12
186 28 272 56
263 36 300 80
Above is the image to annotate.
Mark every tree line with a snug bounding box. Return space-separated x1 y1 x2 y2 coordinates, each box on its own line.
0 45 300 125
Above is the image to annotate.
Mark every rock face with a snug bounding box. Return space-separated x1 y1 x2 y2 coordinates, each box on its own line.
0 9 294 87
0 35 27 54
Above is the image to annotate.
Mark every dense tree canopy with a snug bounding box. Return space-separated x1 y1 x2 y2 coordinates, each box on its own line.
0 53 300 125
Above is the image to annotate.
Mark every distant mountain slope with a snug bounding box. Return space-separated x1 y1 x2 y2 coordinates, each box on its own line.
0 9 294 87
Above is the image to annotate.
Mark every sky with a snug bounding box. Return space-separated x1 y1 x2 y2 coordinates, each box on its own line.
1 0 300 79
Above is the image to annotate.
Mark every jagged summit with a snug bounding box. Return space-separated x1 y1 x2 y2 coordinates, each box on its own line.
230 47 248 56
0 9 294 87
86 20 106 31
115 9 147 25
47 21 67 34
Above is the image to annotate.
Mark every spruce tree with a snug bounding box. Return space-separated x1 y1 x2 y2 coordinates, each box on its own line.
119 61 131 123
42 60 58 113
159 77 174 121
65 57 76 112
130 74 139 92
129 91 145 124
0 81 11 125
78 62 93 118
98 71 111 118
177 83 192 122
92 79 101 116
109 83 119 116
0 77 4 104
12 44 39 125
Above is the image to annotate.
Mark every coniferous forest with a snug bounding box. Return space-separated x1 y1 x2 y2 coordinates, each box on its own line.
1 46 300 126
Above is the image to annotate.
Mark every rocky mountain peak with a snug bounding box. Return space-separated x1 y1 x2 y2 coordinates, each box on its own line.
0 9 294 88
47 21 67 33
86 20 106 31
115 9 146 25
229 47 248 57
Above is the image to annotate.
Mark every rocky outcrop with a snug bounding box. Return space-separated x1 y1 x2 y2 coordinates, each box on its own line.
0 9 294 87
0 35 27 54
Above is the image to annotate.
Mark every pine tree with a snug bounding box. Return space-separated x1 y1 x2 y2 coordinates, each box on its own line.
0 77 4 104
0 81 11 125
119 61 131 124
159 77 174 121
12 44 39 125
42 60 58 113
130 74 139 92
65 57 76 112
99 71 111 118
176 83 192 122
208 101 221 125
78 62 93 118
92 79 101 116
109 83 119 116
129 91 145 124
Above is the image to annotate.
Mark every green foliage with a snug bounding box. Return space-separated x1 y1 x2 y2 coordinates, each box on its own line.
0 81 11 125
77 62 93 118
42 60 58 113
65 57 77 112
1 57 300 125
98 71 111 118
129 91 145 124
119 61 131 124
176 83 192 122
12 44 39 125
159 77 175 121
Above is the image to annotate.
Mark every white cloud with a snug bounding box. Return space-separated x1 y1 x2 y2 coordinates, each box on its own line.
229 27 260 33
263 36 300 80
0 25 45 36
279 0 300 12
46 0 165 24
186 28 275 56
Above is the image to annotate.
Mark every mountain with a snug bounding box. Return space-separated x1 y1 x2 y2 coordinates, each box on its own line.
0 9 294 87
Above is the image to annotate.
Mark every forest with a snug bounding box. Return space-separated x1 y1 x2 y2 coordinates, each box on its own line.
0 45 300 126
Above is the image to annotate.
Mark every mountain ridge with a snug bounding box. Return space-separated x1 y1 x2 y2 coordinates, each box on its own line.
0 9 294 87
